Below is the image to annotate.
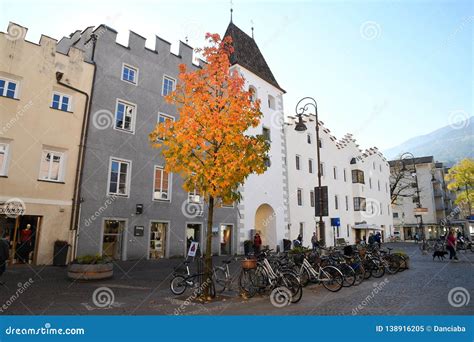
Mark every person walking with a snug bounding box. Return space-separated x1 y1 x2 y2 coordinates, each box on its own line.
0 232 10 285
375 232 382 248
446 229 458 262
253 233 262 255
311 232 319 250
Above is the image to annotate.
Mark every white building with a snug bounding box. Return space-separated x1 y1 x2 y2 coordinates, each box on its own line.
285 115 394 247
389 156 455 240
225 22 290 252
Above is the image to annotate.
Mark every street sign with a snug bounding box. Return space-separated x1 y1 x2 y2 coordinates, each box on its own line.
414 207 429 215
331 217 341 227
187 242 199 257
314 186 329 217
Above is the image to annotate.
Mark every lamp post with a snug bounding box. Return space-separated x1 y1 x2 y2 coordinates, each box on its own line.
399 152 424 239
294 97 325 243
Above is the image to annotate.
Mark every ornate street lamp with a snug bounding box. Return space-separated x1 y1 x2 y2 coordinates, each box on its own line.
294 97 325 243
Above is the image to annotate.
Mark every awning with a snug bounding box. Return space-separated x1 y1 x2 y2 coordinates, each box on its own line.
353 223 382 230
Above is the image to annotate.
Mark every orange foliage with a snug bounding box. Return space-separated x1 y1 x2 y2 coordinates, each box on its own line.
149 33 269 204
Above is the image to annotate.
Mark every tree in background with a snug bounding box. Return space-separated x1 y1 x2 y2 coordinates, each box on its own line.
389 160 418 205
150 33 269 298
445 158 474 217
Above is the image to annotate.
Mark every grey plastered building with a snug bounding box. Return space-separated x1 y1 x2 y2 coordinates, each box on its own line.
57 25 238 260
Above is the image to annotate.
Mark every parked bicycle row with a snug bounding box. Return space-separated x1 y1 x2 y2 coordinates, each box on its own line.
169 243 409 306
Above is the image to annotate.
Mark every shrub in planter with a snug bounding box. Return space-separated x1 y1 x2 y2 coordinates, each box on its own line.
67 254 113 280
394 251 410 269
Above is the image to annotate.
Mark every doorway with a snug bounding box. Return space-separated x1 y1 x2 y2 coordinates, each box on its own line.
102 220 126 260
1 215 42 265
220 224 232 255
254 204 276 249
149 221 167 259
186 223 201 254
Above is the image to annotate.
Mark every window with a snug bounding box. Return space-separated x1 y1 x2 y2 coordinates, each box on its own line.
262 127 271 141
320 163 325 177
0 78 18 98
51 93 71 111
267 95 275 109
373 162 376 170
153 166 170 201
347 224 350 238
188 188 202 203
385 182 388 193
307 134 312 144
299 222 304 239
310 190 315 207
387 204 390 215
39 150 65 182
333 166 337 180
335 195 339 210
378 180 381 191
296 155 301 170
353 197 366 211
121 64 138 84
162 76 175 96
343 168 347 182
379 164 382 172
249 86 257 102
0 143 10 175
108 158 131 196
157 113 174 140
345 195 349 211
369 178 372 189
318 139 323 148
352 169 365 184
308 159 314 173
393 212 399 218
115 100 136 133
297 189 303 206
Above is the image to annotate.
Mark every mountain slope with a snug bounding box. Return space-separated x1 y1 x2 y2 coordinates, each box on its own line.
383 116 473 166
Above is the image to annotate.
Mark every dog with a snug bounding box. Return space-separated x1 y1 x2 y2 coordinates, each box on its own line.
433 250 448 260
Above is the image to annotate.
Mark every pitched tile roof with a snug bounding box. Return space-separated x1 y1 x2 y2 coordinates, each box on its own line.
224 22 285 93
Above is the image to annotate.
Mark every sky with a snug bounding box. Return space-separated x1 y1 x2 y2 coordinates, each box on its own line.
1 0 472 151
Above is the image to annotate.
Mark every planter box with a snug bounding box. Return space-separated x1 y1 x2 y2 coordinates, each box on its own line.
67 263 113 281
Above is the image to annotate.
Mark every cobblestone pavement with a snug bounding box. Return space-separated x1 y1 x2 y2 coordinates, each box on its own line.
0 243 472 315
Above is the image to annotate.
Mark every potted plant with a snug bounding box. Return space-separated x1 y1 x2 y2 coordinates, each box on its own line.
393 251 410 269
67 254 113 280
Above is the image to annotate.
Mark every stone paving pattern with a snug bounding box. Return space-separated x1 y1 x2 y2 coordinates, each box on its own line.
0 243 472 315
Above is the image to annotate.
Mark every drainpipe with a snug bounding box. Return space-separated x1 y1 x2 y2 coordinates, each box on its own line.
56 34 97 262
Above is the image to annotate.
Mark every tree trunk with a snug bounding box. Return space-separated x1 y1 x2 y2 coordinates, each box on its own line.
204 195 215 299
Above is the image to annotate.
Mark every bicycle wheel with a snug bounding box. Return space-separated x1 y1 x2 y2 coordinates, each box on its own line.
170 275 188 295
352 263 365 286
362 260 372 279
321 266 343 292
339 264 356 287
238 269 256 298
282 272 303 303
213 267 228 293
299 267 310 287
371 259 385 278
386 256 400 274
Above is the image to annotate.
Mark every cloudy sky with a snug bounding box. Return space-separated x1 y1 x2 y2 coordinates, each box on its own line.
1 0 472 150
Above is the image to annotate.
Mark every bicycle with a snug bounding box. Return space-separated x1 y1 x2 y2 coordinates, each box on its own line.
293 251 344 292
213 257 239 293
170 259 216 297
239 249 303 303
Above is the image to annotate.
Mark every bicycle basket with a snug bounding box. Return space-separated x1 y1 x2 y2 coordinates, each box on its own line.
241 259 257 269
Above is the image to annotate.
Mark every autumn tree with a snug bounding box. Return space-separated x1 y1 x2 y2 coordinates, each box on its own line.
445 158 474 217
150 33 269 298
